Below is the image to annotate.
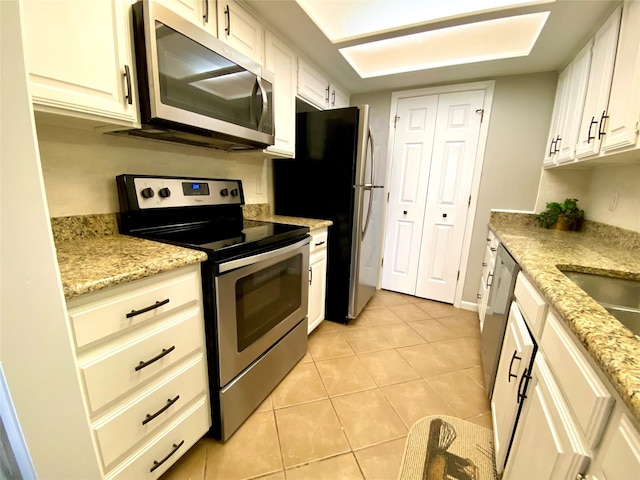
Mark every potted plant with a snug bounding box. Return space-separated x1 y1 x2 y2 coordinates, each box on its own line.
537 198 585 231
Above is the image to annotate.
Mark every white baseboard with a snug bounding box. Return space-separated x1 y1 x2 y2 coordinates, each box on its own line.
460 301 479 312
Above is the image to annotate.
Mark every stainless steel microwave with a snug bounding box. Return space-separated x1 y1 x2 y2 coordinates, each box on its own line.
126 1 274 151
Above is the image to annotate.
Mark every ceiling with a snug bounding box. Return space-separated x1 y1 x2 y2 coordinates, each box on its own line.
240 0 620 95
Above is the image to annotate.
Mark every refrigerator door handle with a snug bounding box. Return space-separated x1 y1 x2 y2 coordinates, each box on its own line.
362 128 376 237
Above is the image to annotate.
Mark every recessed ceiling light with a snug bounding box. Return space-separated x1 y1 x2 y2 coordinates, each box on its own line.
339 11 550 78
296 0 554 43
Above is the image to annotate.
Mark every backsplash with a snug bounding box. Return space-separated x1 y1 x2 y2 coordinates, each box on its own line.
490 211 640 251
535 163 640 232
36 122 272 217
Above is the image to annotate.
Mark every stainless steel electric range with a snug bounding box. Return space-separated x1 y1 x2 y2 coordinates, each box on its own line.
116 174 310 440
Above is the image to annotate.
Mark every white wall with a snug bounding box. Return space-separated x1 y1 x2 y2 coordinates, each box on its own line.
354 72 558 305
536 162 640 232
36 122 273 217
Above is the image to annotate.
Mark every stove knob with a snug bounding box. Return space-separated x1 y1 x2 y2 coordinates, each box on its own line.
230 188 239 197
158 187 171 198
220 188 229 197
140 187 154 199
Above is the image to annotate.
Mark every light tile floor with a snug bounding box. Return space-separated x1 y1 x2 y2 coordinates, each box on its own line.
160 290 492 480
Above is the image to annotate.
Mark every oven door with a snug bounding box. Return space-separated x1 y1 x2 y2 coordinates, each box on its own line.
215 237 310 386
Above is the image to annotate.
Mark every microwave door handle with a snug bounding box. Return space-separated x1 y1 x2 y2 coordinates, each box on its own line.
250 79 259 128
256 77 268 131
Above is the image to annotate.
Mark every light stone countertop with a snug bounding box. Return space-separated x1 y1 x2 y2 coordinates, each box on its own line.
243 214 333 231
489 212 640 423
51 213 207 300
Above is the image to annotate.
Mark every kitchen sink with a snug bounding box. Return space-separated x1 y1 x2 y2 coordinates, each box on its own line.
561 270 640 336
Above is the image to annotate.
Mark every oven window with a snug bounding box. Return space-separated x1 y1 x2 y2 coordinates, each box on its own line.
235 254 302 351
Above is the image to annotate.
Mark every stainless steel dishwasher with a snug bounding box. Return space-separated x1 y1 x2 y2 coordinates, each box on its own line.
481 243 521 397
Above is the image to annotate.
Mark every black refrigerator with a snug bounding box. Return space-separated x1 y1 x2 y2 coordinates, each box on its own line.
273 105 385 323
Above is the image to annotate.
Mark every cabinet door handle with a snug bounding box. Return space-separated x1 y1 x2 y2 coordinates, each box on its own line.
553 135 561 154
508 350 521 383
314 241 326 247
331 90 336 107
135 346 175 372
548 138 556 156
203 0 209 22
517 367 531 404
486 272 493 288
598 110 609 139
309 266 313 285
150 440 184 472
123 65 133 105
126 298 170 318
142 395 180 425
224 5 231 35
482 262 487 267
490 247 497 252
587 116 597 144
325 86 330 105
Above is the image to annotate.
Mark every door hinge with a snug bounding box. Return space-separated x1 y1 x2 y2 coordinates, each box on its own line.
475 109 484 122
457 270 460 281
468 195 471 206
381 257 384 267
387 192 390 203
394 115 400 128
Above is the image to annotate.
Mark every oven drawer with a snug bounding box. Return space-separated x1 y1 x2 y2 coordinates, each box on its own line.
68 268 201 349
106 397 210 480
94 354 207 468
79 310 203 413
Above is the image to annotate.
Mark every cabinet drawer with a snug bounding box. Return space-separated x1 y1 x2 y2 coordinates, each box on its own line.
541 311 614 449
80 311 203 413
94 355 207 468
309 228 328 254
69 268 201 348
106 397 210 480
514 273 547 338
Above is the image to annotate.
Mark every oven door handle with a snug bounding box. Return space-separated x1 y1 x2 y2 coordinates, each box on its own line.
218 236 310 273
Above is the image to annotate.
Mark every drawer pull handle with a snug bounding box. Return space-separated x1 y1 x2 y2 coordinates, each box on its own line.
309 266 313 286
135 346 175 372
315 241 326 247
142 395 180 426
150 440 185 472
486 272 494 288
126 298 170 318
490 247 497 252
508 350 521 383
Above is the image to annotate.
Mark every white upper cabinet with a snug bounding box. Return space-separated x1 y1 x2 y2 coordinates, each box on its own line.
156 0 214 33
298 58 330 109
330 82 350 109
217 0 263 64
602 0 640 152
544 64 572 166
22 0 139 127
575 5 622 159
264 30 296 156
297 58 350 110
556 40 592 164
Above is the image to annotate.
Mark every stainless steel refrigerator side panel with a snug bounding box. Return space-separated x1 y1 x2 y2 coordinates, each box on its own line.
347 105 369 319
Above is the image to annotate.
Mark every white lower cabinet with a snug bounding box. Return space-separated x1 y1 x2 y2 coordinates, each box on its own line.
307 228 328 334
587 403 640 480
477 230 498 328
503 354 590 479
491 302 535 474
67 265 210 478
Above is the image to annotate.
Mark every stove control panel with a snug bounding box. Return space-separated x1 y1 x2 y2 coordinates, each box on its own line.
129 176 244 209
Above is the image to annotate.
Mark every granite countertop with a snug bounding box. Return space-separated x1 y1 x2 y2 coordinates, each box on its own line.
242 205 333 231
489 212 640 423
52 214 207 300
